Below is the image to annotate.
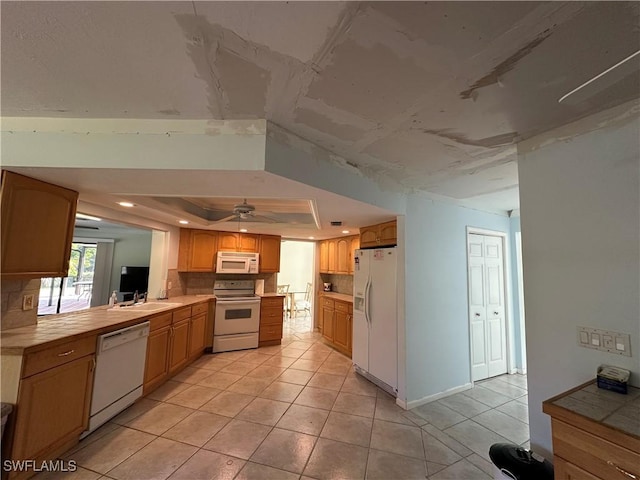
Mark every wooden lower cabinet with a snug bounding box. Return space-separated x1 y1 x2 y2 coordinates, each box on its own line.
544 382 640 480
189 313 207 358
143 326 171 393
554 457 600 480
169 319 190 373
320 296 352 357
259 296 284 346
9 355 94 479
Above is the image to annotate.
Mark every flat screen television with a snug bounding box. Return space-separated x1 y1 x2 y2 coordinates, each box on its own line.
119 266 149 295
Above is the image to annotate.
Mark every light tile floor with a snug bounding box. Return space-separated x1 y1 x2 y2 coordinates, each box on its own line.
36 314 529 480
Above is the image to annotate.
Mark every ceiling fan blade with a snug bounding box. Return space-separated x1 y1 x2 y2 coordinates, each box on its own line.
212 214 238 223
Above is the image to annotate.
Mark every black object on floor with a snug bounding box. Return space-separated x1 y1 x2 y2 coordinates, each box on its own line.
489 443 554 480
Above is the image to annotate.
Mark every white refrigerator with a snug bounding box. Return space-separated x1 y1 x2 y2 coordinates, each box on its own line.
353 247 398 395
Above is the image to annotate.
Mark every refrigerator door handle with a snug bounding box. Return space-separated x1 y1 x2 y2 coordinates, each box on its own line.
365 276 372 325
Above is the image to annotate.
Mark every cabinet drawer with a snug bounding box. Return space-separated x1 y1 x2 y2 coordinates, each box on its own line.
261 297 284 308
322 297 335 309
552 419 640 479
23 336 96 378
260 307 283 324
149 312 172 331
192 302 208 316
172 306 192 323
260 324 283 341
334 301 351 313
554 457 601 480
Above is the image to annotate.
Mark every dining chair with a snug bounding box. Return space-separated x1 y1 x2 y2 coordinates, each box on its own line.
277 284 290 317
294 282 312 319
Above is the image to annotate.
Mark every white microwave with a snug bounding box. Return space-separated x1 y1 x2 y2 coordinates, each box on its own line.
216 251 259 274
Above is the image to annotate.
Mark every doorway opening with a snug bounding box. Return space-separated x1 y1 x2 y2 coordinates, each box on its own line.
278 240 315 336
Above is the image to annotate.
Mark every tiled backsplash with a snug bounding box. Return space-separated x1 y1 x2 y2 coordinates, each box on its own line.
1 279 40 330
320 274 353 295
167 269 277 297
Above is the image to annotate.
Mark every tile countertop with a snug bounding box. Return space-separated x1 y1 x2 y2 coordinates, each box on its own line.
0 295 215 355
543 380 640 439
320 291 353 302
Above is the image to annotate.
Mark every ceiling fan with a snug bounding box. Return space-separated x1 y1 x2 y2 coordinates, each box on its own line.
212 199 278 223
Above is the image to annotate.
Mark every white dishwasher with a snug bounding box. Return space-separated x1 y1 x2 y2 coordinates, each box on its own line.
84 321 150 435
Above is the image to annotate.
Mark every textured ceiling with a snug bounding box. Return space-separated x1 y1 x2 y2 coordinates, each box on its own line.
2 1 639 214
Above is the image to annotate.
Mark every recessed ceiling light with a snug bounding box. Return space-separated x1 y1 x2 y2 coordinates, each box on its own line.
239 228 248 233
342 230 350 234
179 220 189 225
118 202 135 208
308 236 315 240
75 213 101 221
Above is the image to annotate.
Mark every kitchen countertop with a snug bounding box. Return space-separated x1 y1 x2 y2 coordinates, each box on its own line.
258 293 286 298
0 295 215 355
320 291 353 302
543 380 640 439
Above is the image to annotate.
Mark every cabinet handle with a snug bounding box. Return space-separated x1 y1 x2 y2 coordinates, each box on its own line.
494 311 499 315
91 357 96 372
57 349 75 357
607 461 638 479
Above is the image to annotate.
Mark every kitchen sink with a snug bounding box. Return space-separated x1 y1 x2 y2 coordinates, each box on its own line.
108 302 183 313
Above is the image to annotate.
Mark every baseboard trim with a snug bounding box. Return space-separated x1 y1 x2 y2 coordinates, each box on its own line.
405 382 473 410
395 397 408 410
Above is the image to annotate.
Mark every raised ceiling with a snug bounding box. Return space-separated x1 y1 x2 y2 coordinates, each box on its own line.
2 1 639 221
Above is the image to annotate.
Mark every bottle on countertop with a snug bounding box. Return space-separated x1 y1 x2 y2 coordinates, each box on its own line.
108 290 118 307
133 290 139 304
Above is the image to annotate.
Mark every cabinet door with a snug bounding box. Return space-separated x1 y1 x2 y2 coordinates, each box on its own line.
336 238 349 274
322 307 334 342
11 355 94 462
333 307 350 352
238 234 259 252
259 235 281 273
189 313 207 358
554 457 601 480
349 236 360 274
189 231 218 271
327 240 337 273
144 326 171 392
1 171 78 279
217 232 239 251
359 226 379 248
319 241 329 273
378 221 397 246
169 319 190 373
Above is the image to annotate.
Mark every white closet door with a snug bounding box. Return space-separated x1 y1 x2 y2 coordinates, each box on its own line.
468 233 507 381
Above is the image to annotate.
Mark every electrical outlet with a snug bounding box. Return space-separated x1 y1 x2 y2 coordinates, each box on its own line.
22 294 34 311
603 335 614 349
167 281 172 290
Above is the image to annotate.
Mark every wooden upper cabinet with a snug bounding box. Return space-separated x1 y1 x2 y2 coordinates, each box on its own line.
379 221 397 245
1 171 78 279
259 235 281 273
349 236 360 274
178 229 217 272
319 241 329 273
218 232 259 252
327 239 337 273
217 232 240 251
336 238 349 274
359 220 397 248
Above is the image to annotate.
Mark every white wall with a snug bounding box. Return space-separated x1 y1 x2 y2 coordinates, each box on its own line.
518 101 640 458
403 194 512 405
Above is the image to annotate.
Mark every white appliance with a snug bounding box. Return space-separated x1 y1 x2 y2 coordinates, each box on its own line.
213 280 261 352
84 321 150 436
353 247 398 396
216 251 259 274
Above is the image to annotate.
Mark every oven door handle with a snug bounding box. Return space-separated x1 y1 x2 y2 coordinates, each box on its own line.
216 300 261 308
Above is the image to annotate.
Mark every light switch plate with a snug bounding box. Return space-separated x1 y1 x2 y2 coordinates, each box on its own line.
22 294 34 311
577 326 631 357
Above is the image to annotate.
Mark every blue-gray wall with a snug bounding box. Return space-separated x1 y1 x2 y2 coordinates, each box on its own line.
404 194 513 403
